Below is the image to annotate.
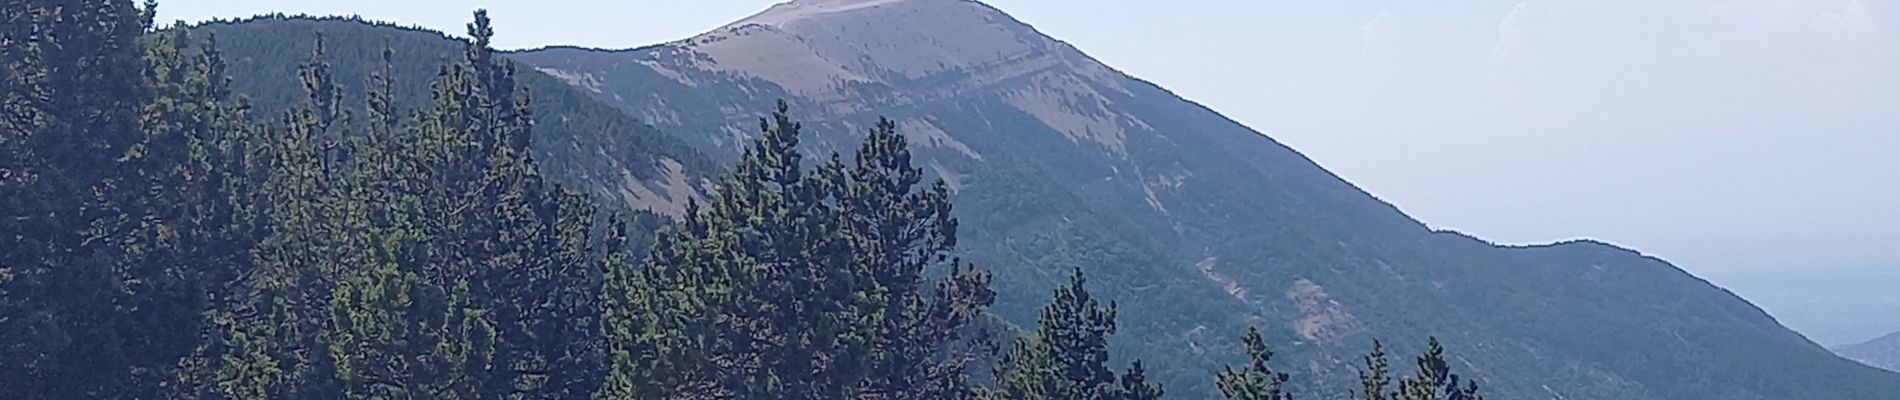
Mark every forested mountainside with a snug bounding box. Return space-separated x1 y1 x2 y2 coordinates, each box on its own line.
510 0 1900 398
0 2 1479 399
5 0 1897 399
190 15 717 216
1838 331 1900 373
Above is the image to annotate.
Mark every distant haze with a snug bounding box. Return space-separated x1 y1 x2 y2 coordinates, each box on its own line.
160 0 1900 337
1717 266 1900 345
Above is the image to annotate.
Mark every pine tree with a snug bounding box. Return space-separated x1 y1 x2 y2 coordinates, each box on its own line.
1396 338 1484 400
597 102 1001 399
538 191 608 398
8 6 658 399
609 100 855 399
1119 361 1166 400
1358 340 1392 400
1214 326 1293 400
213 32 351 399
131 22 268 399
0 0 169 396
593 219 648 400
835 117 996 399
167 30 271 399
992 268 1157 400
323 37 431 400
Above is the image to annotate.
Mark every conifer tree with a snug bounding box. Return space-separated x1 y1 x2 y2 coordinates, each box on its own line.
134 23 271 399
323 37 429 399
1358 340 1393 400
1119 361 1166 400
0 0 172 396
992 268 1158 400
598 102 1000 400
594 217 649 400
834 117 996 399
213 32 351 399
609 101 854 399
1215 326 1293 400
1396 338 1483 400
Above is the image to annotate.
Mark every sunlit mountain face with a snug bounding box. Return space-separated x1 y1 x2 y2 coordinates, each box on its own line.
502 0 1900 397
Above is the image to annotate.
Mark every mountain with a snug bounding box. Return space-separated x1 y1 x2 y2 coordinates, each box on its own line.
1839 332 1900 373
1708 267 1900 346
189 16 716 216
506 0 1900 398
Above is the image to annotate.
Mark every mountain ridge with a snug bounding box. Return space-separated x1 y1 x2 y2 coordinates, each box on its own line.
508 0 1900 397
620 0 1148 156
175 1 1898 398
15 2 1890 398
1838 331 1900 372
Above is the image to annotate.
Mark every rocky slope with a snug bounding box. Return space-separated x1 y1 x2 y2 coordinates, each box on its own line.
506 0 1900 398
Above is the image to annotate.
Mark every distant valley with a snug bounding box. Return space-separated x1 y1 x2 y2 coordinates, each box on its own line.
1708 267 1900 346
1838 331 1900 373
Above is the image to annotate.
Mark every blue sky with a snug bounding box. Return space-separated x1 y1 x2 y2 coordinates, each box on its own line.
158 0 1900 340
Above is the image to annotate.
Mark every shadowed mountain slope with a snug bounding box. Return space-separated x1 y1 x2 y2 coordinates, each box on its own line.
191 16 716 216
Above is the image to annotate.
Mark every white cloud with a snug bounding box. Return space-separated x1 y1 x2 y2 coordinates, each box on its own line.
1352 10 1396 92
1489 2 1532 66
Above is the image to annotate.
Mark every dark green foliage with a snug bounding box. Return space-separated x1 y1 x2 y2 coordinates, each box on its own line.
184 14 717 212
1393 339 1484 400
989 268 1160 400
597 103 999 399
1356 341 1392 400
2 4 1021 399
0 1 231 397
1205 331 1489 400
0 4 634 399
1119 361 1166 400
836 118 998 399
1215 327 1292 400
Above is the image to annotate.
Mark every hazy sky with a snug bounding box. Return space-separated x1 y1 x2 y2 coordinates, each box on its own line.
158 1 1898 280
